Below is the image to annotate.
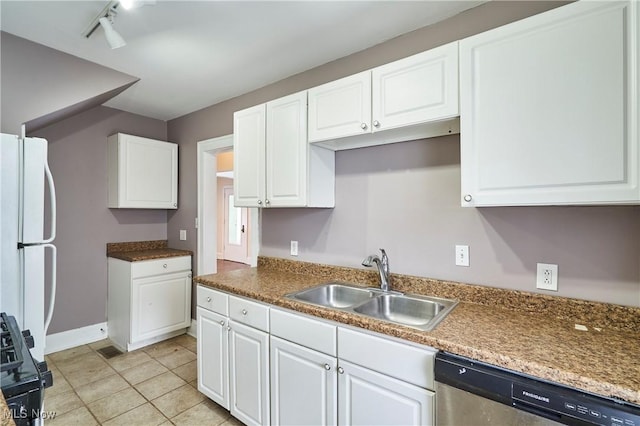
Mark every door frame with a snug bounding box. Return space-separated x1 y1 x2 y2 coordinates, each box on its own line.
197 135 259 275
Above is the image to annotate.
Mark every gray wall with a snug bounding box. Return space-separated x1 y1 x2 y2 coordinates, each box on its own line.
166 0 640 307
1 32 138 134
33 106 168 334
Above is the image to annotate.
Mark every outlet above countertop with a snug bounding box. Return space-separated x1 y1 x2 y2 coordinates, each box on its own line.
194 256 640 406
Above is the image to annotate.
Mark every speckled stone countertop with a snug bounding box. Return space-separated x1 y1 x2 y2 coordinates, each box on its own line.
106 240 192 261
194 257 640 405
1 393 15 426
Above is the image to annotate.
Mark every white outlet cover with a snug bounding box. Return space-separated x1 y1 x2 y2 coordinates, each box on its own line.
536 263 558 291
290 240 298 256
455 245 469 267
179 230 187 241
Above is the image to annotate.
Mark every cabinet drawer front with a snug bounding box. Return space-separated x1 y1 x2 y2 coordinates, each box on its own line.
229 296 269 332
338 327 436 390
197 286 229 315
270 309 336 356
131 256 191 278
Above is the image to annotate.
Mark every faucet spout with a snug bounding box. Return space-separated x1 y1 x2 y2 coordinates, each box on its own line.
362 248 391 291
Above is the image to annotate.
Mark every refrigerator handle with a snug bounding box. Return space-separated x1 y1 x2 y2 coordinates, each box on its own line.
42 159 56 244
43 244 57 335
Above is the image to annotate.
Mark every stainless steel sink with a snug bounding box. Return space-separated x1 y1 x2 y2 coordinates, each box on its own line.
353 293 457 330
286 283 457 331
287 282 381 308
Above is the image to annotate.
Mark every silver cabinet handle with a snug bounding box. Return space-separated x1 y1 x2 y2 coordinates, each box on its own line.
265 199 270 205
324 364 331 371
337 366 344 374
206 297 212 302
219 320 225 326
373 120 380 128
227 326 231 331
360 123 367 130
163 263 168 268
463 194 472 202
257 200 263 205
242 309 248 315
173 202 177 207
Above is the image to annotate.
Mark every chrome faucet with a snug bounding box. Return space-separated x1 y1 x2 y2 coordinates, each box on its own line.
362 248 391 291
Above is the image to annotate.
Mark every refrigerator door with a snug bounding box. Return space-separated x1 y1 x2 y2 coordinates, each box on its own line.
22 137 47 244
1 134 22 322
22 245 45 360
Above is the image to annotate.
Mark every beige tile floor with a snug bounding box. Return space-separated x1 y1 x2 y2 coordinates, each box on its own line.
44 334 243 426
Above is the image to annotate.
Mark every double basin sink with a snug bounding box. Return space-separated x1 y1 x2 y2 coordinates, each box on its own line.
286 282 457 331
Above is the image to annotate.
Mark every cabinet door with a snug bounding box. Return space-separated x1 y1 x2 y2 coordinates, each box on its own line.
229 320 270 426
372 41 459 132
308 71 372 142
460 1 639 206
270 336 337 426
234 104 266 207
338 360 434 426
131 272 191 343
112 134 178 209
197 307 229 409
265 92 307 207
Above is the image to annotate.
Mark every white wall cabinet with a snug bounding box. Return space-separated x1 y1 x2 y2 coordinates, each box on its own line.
107 133 178 209
107 256 191 352
460 0 640 206
197 286 270 425
233 91 335 208
308 41 460 150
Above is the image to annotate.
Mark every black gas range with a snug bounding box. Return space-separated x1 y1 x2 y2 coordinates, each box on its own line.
1 312 52 425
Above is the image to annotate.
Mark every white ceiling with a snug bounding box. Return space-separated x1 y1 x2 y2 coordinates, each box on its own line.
0 1 482 121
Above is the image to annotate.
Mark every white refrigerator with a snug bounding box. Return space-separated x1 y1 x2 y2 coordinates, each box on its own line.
1 133 57 361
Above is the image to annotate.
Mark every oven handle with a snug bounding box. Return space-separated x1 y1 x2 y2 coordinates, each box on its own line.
43 244 57 335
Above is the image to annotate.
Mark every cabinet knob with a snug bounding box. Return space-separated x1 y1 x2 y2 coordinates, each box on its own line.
188 273 192 278
206 297 212 302
337 366 344 374
173 203 177 207
324 363 331 371
257 200 263 205
463 194 473 202
242 309 248 315
163 263 168 268
220 320 225 326
265 199 270 205
373 120 380 128
227 326 231 331
360 123 367 130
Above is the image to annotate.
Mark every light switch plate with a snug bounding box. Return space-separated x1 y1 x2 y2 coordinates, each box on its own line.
179 230 187 241
455 245 469 267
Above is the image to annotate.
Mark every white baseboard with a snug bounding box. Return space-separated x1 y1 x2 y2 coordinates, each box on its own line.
187 319 197 338
45 322 109 354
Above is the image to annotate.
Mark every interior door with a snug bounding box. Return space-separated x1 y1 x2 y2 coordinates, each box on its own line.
223 186 249 264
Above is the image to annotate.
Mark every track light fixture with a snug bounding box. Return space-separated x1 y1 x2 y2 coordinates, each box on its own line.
83 1 126 49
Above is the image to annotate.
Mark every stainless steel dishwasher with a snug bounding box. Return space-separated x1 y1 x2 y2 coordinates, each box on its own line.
435 352 640 426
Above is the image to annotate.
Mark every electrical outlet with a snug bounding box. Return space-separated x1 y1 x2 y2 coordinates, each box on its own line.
536 263 558 291
290 240 298 256
455 245 469 267
179 230 187 241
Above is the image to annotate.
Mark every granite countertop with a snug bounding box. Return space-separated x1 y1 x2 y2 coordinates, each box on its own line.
106 240 192 262
1 393 15 426
194 257 640 406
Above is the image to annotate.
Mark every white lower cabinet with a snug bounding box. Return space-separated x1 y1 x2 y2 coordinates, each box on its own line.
197 287 436 426
107 256 192 352
229 320 270 426
338 359 434 425
270 336 338 425
197 286 270 426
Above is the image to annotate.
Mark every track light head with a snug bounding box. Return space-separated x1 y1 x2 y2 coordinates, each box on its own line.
99 15 126 49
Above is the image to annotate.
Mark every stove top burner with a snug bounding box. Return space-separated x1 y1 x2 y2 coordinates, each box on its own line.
1 312 25 373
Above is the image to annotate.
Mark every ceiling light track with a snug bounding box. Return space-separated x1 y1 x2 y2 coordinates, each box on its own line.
83 1 120 39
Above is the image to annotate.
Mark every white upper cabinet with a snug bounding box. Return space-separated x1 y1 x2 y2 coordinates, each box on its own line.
308 41 460 150
460 0 639 206
234 91 335 208
107 133 178 209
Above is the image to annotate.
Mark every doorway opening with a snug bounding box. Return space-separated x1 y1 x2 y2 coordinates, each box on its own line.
197 135 259 275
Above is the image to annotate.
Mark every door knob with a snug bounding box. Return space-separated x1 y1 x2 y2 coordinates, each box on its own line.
241 225 245 233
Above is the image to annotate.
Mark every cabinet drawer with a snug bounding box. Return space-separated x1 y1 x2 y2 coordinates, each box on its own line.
131 256 191 278
229 295 269 332
270 308 336 356
197 286 228 315
338 327 436 390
